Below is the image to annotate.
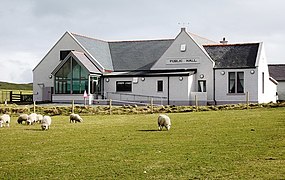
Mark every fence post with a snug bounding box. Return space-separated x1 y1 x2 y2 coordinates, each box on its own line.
195 95 198 111
20 91 23 101
150 98 153 114
10 91 12 103
33 101 36 113
72 100 74 113
109 99 112 115
246 92 249 109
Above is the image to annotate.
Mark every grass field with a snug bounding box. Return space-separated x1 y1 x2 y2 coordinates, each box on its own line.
0 108 285 179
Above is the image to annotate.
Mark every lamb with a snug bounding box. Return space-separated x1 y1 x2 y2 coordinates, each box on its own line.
17 114 29 124
158 114 171 131
0 114 10 127
70 113 83 123
41 116 52 130
27 113 37 125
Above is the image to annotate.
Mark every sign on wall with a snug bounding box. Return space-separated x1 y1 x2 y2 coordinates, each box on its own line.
166 58 199 65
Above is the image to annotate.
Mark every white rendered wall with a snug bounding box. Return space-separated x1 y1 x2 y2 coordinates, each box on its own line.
256 43 277 103
52 94 86 104
103 75 193 105
33 32 86 102
151 29 214 102
215 69 259 104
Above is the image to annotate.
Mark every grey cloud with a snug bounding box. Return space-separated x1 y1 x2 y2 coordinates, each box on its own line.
0 0 285 83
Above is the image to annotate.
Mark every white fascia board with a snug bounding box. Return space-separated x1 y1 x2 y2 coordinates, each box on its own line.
255 42 263 67
184 31 215 67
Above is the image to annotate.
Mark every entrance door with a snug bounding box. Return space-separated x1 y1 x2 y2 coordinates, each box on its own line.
89 76 101 99
43 87 53 102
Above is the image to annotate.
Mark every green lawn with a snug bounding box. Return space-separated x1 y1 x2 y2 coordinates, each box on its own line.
0 108 285 179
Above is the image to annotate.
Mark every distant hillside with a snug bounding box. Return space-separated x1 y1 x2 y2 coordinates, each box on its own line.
0 81 33 90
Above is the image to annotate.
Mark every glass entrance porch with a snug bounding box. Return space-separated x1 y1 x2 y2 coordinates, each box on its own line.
53 56 102 103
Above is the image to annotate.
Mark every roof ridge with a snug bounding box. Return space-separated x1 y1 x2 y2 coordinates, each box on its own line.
71 32 107 43
188 31 217 43
203 42 260 47
108 38 174 43
268 64 285 66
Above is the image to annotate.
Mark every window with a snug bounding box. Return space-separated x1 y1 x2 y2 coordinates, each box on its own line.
180 44 186 52
60 50 72 60
157 80 163 92
198 80 206 92
228 72 244 93
116 81 132 92
55 57 88 94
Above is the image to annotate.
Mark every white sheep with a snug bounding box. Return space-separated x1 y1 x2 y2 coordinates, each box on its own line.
17 114 29 124
70 113 83 123
27 113 37 125
41 116 52 130
36 114 43 123
0 114 11 127
158 114 171 131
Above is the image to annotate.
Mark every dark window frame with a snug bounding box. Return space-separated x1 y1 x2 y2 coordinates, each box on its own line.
157 80 163 92
116 81 132 92
228 72 244 94
198 80 206 92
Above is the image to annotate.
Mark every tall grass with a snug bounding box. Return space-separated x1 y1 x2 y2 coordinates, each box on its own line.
0 108 284 179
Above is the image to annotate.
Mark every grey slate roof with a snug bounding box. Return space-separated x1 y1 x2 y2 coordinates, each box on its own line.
71 33 113 71
268 64 285 81
203 43 259 68
72 32 260 72
109 39 174 71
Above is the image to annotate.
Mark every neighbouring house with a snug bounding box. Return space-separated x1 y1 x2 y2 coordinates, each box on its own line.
33 28 278 105
269 64 285 101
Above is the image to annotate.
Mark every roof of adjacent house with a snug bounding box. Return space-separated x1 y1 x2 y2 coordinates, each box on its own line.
203 43 260 68
268 64 285 81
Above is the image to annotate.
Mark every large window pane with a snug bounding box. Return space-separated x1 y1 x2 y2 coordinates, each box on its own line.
55 57 89 94
72 60 81 79
237 72 244 93
229 72 235 93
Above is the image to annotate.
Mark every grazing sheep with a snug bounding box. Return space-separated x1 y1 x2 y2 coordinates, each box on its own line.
41 116 52 130
158 114 171 131
17 114 29 124
36 114 43 123
70 113 83 123
27 113 37 125
0 114 10 127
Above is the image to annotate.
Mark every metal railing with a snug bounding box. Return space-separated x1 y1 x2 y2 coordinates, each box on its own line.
105 92 167 105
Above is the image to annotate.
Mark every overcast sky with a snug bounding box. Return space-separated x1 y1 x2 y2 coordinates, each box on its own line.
1 0 285 83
